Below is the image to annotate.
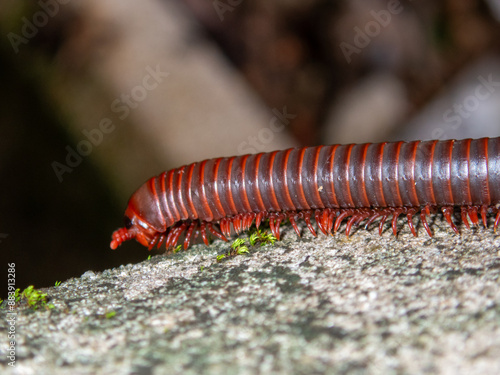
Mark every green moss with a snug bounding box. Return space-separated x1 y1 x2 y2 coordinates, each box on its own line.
249 228 276 246
217 228 277 262
18 285 54 310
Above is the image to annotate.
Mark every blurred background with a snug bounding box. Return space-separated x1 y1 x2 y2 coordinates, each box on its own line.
1 0 500 296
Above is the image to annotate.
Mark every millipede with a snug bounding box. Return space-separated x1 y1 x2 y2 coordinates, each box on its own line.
111 137 500 251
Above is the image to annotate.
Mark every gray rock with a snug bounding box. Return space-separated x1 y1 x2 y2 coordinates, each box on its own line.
2 216 500 375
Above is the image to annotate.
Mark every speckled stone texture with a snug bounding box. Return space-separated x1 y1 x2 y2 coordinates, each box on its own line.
2 217 500 375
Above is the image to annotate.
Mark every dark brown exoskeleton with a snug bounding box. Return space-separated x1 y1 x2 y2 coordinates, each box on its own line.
111 137 500 251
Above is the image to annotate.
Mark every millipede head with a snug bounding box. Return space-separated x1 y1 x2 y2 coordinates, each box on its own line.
110 180 170 250
110 208 166 250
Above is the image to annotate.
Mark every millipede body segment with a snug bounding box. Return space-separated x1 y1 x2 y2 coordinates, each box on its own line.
111 138 500 251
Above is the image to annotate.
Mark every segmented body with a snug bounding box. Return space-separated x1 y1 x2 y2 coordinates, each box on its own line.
111 137 500 251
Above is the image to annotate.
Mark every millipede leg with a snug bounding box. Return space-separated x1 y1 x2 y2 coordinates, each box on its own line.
442 206 459 234
302 211 317 237
156 233 166 249
481 205 488 228
199 222 209 245
469 206 479 226
148 235 160 250
249 213 256 230
183 222 198 249
269 216 277 239
232 215 242 234
242 213 253 232
406 208 418 237
288 214 301 237
323 209 333 234
365 211 382 230
378 214 388 236
315 210 327 235
319 209 330 234
391 209 403 237
255 211 265 228
220 218 231 238
165 228 176 248
346 214 362 236
167 228 178 249
206 222 228 242
275 216 284 240
241 214 249 231
165 224 183 249
268 214 284 240
334 209 353 233
420 206 433 237
461 207 471 229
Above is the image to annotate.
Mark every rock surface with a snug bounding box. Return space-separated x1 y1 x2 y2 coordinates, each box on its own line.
2 217 500 374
